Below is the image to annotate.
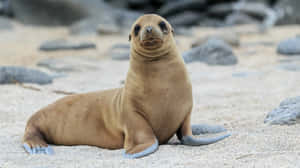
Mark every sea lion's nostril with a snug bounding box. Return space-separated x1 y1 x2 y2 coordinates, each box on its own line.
146 26 152 33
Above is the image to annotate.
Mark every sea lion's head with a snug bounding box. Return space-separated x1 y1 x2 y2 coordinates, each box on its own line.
129 14 175 57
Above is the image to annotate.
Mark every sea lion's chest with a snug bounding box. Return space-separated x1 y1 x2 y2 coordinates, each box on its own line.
144 77 192 143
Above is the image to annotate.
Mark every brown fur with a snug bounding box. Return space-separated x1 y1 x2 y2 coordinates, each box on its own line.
23 14 194 155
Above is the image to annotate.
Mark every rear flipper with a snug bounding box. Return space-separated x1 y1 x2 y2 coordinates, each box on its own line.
177 113 231 146
23 125 54 155
180 134 231 146
192 124 227 135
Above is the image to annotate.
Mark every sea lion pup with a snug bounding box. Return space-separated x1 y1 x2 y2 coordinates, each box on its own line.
23 14 230 158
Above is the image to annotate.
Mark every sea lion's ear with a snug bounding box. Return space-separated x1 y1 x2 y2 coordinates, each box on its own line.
129 34 131 41
171 28 175 36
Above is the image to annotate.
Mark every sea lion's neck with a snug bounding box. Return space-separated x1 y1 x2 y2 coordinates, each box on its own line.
126 43 184 86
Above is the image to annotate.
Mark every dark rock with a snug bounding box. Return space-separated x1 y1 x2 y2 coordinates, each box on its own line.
167 11 203 27
0 66 53 85
183 38 238 65
264 96 300 125
158 0 206 17
0 0 13 16
39 39 96 51
69 9 139 35
0 16 12 30
209 2 277 30
10 0 132 27
275 0 300 25
277 37 300 55
192 32 240 48
225 12 260 26
10 0 90 26
37 56 99 73
109 43 130 60
198 17 225 27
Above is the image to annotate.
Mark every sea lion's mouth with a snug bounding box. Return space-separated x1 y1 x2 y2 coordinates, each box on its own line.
141 38 163 48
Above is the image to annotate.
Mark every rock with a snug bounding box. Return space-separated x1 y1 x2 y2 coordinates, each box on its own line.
70 18 108 35
232 71 262 78
209 1 277 30
0 66 53 85
278 62 300 72
69 8 139 35
39 39 96 51
10 0 128 26
192 32 240 48
158 0 206 17
0 16 12 30
183 38 238 65
37 56 99 73
198 17 225 27
167 11 204 27
225 12 260 26
0 0 13 16
97 23 121 35
264 96 300 125
277 37 300 55
174 27 193 36
109 43 130 60
275 0 300 25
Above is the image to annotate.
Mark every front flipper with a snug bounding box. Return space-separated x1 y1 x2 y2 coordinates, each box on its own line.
23 143 54 155
123 139 158 159
181 134 230 146
192 124 227 135
123 112 159 159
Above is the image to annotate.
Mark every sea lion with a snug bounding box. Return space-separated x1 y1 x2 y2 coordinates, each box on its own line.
23 14 230 158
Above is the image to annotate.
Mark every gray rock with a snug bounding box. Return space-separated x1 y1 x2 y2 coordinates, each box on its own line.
225 12 260 26
0 66 53 85
198 17 225 27
277 37 300 55
70 18 106 35
0 0 12 16
167 11 204 27
183 38 238 65
278 63 300 72
192 32 240 48
264 96 300 125
275 0 300 25
10 0 138 27
97 23 121 35
37 56 99 73
0 16 12 30
69 9 139 35
109 43 130 60
209 2 277 30
39 39 96 51
158 0 206 17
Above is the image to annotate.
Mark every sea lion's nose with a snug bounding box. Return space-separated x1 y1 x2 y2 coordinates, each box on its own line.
146 26 152 33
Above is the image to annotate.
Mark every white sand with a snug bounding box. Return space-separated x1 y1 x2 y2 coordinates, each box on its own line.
1 22 300 167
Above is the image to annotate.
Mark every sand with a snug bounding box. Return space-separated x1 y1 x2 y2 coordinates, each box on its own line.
0 21 300 168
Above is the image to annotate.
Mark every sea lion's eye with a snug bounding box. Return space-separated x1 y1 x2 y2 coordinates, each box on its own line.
158 21 168 33
134 25 141 36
